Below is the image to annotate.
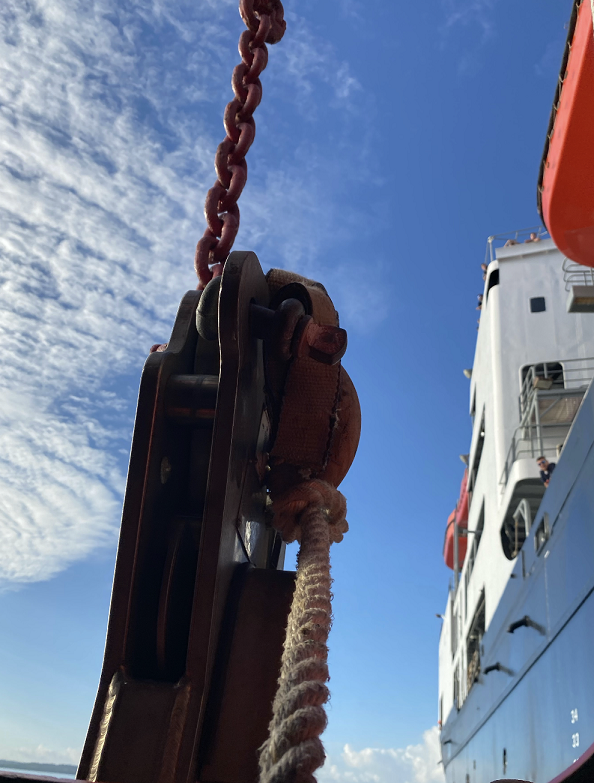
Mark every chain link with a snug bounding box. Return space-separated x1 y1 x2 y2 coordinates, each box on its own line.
194 0 286 289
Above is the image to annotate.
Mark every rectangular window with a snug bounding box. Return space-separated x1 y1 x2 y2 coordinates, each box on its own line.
468 409 485 499
530 296 546 313
450 600 457 659
519 362 565 422
466 592 486 694
464 503 484 605
521 362 564 392
453 666 460 711
486 268 500 301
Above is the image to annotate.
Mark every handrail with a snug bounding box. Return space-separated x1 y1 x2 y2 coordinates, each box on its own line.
519 357 594 421
499 359 594 491
562 256 594 292
500 419 579 492
485 226 550 265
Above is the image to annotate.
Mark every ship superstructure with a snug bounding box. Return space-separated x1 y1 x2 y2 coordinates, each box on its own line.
438 229 594 782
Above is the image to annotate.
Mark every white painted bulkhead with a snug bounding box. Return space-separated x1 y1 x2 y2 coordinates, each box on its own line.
438 236 594 731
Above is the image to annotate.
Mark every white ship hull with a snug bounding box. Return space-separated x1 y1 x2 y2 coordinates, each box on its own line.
442 382 594 783
438 232 594 783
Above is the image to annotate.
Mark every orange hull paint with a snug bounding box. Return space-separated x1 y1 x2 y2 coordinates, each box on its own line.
443 470 469 570
443 512 468 571
541 1 594 268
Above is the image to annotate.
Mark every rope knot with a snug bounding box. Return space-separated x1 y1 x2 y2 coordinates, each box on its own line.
270 479 348 545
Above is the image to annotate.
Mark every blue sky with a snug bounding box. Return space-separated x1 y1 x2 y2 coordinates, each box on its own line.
0 0 571 780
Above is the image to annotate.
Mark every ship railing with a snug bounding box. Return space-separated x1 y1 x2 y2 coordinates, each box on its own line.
562 256 594 291
519 357 594 422
502 358 594 489
485 226 550 265
500 420 578 492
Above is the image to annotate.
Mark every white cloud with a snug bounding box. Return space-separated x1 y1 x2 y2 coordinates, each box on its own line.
0 0 384 586
337 0 364 24
442 0 495 39
440 0 496 73
535 39 564 79
1 0 209 587
271 10 362 110
319 727 445 783
0 389 121 586
9 743 80 766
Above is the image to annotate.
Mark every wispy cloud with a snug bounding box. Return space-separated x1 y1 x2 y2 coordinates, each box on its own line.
8 742 80 766
440 0 496 73
269 10 362 113
442 0 495 39
319 727 445 783
0 0 383 586
535 39 564 79
0 0 215 587
336 0 364 25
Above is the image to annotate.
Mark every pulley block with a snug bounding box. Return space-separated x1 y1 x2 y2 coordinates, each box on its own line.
77 251 357 783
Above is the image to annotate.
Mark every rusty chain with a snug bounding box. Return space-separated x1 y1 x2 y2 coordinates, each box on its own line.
194 0 286 289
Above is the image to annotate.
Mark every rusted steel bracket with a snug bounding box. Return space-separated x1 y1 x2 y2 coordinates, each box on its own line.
76 251 296 783
0 251 357 783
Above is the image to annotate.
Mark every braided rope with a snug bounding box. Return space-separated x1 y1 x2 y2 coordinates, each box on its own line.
259 481 347 783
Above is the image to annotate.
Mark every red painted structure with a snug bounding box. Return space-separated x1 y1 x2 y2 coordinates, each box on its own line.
538 0 594 268
443 470 469 570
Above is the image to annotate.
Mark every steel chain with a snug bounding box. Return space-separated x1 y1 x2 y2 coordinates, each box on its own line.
194 0 286 289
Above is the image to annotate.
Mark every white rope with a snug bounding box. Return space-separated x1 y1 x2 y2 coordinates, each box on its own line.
259 503 333 783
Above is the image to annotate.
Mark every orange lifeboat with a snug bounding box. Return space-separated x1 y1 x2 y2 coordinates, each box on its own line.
456 468 469 527
538 0 594 268
443 470 469 570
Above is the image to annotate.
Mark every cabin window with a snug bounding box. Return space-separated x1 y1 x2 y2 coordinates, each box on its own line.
466 592 485 693
521 361 564 392
464 503 484 604
486 268 499 301
468 409 485 497
519 362 565 421
450 601 458 659
530 296 546 313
